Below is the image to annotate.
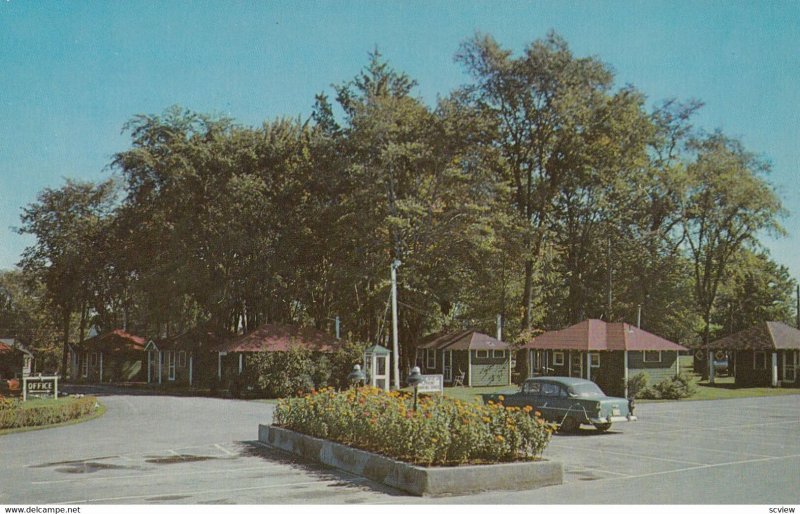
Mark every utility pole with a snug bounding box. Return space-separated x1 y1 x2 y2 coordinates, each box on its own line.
496 314 503 341
606 237 612 320
391 260 401 389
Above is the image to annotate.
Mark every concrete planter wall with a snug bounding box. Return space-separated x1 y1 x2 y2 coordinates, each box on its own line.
259 424 563 496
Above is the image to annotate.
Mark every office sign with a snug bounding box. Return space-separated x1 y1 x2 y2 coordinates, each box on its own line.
23 375 59 401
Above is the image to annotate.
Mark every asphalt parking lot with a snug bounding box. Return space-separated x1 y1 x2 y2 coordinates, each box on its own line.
1 387 798 504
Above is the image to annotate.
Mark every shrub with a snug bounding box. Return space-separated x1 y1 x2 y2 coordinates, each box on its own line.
625 372 650 399
274 387 555 466
241 346 316 398
627 372 696 400
0 396 99 429
651 374 696 400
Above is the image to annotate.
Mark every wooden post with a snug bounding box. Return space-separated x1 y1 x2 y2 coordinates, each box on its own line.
467 350 472 387
772 352 779 387
189 355 193 386
624 350 629 398
586 353 591 381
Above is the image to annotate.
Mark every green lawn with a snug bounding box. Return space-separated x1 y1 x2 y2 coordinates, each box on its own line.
689 376 800 401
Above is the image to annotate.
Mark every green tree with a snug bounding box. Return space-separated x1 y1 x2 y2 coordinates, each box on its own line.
455 31 639 331
680 133 784 354
17 179 117 374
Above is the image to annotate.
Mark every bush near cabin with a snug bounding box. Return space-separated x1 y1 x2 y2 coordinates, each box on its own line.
626 372 696 400
274 387 555 466
0 396 99 429
232 341 369 398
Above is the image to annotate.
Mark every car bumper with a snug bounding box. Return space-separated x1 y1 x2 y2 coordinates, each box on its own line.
590 415 637 423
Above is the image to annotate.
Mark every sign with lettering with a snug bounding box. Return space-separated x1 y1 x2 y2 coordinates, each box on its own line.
23 375 59 401
417 374 444 394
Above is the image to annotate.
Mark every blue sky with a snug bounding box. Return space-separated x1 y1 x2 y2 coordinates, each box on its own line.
1 1 798 278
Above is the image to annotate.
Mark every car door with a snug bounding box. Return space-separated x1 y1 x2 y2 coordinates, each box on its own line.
517 380 562 422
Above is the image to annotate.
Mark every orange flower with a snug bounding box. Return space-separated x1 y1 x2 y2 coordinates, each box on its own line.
523 405 533 413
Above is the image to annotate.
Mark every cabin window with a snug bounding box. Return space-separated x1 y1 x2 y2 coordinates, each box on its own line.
643 351 661 363
167 351 177 380
553 352 565 366
492 350 505 358
82 353 89 377
754 351 768 369
426 349 436 369
476 350 489 359
178 351 187 367
589 353 600 368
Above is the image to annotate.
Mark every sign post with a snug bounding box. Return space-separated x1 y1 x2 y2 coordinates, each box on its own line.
23 375 59 401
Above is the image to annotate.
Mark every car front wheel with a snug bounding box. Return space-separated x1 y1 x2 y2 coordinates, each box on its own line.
592 422 612 432
559 416 579 433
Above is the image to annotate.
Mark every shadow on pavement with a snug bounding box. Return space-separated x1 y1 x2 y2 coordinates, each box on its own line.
236 440 407 498
61 383 226 399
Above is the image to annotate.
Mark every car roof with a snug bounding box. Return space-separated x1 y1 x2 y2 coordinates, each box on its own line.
525 376 594 387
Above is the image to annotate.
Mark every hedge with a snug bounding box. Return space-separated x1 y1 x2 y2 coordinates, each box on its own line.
0 396 100 429
274 386 554 466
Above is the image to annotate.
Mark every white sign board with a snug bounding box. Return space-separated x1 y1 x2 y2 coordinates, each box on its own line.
417 374 444 394
23 375 59 401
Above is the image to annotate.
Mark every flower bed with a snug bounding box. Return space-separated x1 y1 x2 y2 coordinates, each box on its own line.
274 387 554 466
0 396 99 430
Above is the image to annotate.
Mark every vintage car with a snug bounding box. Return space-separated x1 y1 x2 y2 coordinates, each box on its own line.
481 376 636 432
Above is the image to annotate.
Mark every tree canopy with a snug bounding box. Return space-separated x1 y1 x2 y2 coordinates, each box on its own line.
10 33 794 373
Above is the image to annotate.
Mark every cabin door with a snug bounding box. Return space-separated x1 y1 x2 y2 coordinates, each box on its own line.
785 351 799 383
443 350 453 382
570 352 583 378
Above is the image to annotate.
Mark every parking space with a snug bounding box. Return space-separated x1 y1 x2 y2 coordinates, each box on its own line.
1 388 798 504
519 395 800 503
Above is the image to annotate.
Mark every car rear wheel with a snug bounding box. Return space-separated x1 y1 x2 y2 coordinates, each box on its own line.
593 422 612 432
559 416 579 433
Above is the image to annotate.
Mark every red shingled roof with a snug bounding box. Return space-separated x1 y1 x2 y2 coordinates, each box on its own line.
521 319 686 352
79 329 147 352
416 330 509 351
154 325 232 352
708 321 800 350
214 323 339 353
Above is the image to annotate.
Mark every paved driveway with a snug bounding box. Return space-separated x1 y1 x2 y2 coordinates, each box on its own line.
1 387 798 504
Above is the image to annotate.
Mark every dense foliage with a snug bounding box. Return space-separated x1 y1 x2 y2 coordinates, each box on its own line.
274 387 554 465
0 396 99 429
626 372 697 400
4 32 794 374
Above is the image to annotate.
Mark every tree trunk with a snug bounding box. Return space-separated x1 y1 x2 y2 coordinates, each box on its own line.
60 311 70 379
522 259 534 330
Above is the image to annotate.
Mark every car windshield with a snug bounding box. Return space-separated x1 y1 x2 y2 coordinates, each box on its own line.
569 382 605 397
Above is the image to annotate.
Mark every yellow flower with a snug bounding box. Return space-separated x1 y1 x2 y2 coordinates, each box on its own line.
482 416 491 423
498 395 505 401
523 405 533 413
496 435 504 442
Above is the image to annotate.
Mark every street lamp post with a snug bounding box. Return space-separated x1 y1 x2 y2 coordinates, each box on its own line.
406 366 423 412
348 364 366 388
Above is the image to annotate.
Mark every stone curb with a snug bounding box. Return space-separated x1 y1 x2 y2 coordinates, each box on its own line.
258 424 563 496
